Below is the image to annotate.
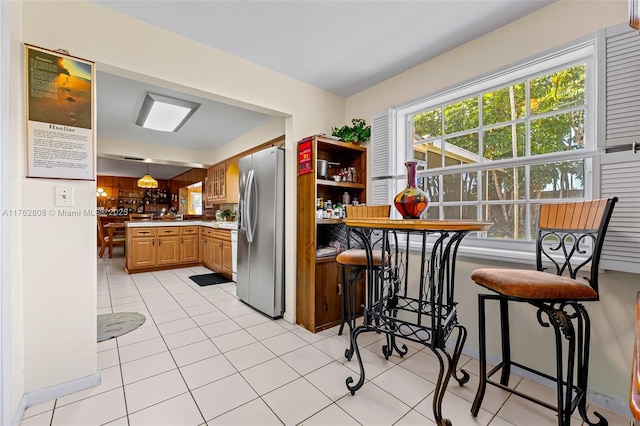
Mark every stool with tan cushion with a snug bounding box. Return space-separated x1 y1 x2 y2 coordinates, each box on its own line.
336 205 390 336
471 198 617 426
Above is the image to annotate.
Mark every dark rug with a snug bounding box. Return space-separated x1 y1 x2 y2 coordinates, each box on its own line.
189 273 233 287
97 312 146 342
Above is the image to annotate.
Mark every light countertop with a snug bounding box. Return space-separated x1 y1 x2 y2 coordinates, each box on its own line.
125 220 238 230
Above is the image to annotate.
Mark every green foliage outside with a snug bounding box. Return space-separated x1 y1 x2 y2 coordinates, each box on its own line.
412 64 587 239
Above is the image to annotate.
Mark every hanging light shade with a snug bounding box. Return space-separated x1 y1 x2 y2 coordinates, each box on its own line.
137 163 158 188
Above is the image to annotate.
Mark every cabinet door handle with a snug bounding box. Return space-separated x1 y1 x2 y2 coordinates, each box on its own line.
163 230 172 233
152 239 155 246
337 283 342 296
158 239 162 245
181 237 184 244
140 231 149 235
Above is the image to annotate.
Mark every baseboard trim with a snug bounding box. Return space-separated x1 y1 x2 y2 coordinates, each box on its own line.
283 311 294 324
10 395 27 426
23 371 101 409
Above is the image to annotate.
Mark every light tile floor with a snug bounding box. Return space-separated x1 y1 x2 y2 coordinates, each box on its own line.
20 250 633 425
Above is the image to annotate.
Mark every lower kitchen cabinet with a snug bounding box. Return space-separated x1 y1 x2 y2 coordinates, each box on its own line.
130 236 156 269
157 228 180 265
126 226 199 272
221 240 232 278
180 234 199 263
200 227 232 279
314 257 342 331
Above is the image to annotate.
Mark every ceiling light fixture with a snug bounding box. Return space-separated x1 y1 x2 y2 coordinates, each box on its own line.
135 92 200 132
137 163 158 189
632 0 640 29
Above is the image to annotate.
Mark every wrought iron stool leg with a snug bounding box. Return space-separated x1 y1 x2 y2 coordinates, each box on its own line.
471 295 488 417
499 297 511 386
338 265 348 336
573 304 608 426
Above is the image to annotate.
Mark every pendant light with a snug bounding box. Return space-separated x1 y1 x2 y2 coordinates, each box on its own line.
137 163 158 188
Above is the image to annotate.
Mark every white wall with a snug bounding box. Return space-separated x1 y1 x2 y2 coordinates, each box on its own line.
9 0 99 398
212 117 286 162
11 0 345 414
346 0 637 410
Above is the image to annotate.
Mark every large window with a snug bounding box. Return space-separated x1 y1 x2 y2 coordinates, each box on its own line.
399 43 595 245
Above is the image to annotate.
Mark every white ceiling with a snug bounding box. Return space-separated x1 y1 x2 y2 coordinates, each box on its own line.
96 72 274 178
93 0 556 178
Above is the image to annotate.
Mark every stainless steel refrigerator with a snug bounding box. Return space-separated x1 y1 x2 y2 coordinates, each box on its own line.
237 146 285 318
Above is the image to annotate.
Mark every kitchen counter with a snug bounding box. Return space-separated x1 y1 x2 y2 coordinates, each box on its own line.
125 220 238 230
124 220 238 275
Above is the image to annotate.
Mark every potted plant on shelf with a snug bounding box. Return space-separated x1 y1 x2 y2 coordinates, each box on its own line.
331 118 371 145
221 209 235 221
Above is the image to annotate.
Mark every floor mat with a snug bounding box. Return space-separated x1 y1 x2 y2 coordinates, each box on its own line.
97 312 146 342
188 272 233 287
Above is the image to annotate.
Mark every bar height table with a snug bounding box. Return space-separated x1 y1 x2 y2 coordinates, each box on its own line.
342 218 492 426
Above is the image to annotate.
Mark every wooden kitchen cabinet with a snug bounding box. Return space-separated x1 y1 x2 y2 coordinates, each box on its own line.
130 236 157 269
180 226 199 263
199 227 232 278
126 226 199 273
296 135 367 333
157 227 180 266
221 239 232 277
200 227 215 267
205 160 239 204
206 162 227 203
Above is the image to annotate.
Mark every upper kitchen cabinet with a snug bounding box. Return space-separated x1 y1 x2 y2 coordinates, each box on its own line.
206 159 239 204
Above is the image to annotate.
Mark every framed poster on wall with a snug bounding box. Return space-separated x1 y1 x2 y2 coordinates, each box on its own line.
25 44 95 180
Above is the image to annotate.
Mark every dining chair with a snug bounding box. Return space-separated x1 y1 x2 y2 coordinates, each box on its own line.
97 217 125 258
129 213 154 221
336 205 391 336
470 197 617 426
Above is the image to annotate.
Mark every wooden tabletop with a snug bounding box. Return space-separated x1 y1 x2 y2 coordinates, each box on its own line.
343 218 492 232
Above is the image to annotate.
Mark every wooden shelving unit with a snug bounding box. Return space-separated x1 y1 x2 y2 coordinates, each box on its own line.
296 135 367 333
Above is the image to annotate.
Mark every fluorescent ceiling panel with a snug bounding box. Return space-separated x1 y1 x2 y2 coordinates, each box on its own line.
136 92 200 132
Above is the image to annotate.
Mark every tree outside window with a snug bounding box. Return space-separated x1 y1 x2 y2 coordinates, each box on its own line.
411 64 588 240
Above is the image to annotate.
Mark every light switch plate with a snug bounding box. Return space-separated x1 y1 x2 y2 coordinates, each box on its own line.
55 185 73 207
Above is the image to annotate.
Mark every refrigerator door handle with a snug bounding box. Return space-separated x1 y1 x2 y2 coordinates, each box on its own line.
239 199 245 232
245 169 256 243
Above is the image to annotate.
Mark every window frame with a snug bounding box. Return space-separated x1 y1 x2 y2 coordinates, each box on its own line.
391 38 598 262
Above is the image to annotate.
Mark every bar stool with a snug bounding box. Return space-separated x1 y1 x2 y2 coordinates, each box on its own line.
471 198 617 426
336 205 390 336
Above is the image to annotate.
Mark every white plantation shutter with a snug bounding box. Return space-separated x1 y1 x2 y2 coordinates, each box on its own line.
599 152 640 273
371 110 396 178
371 178 395 204
597 24 640 273
598 24 640 148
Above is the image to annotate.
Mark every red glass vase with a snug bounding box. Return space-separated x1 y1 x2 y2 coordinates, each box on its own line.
394 161 429 219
